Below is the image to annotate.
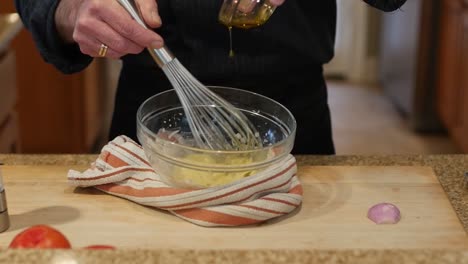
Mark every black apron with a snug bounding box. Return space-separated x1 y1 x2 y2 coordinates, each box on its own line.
109 64 335 155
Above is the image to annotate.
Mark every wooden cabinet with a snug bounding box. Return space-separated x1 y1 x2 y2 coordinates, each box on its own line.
437 0 468 152
1 2 109 154
10 31 107 153
0 113 19 153
0 51 19 152
0 51 16 127
461 9 468 151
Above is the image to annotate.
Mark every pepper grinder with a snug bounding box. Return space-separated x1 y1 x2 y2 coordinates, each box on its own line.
0 163 10 232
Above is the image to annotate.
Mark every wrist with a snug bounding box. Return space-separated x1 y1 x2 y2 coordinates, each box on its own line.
54 0 81 43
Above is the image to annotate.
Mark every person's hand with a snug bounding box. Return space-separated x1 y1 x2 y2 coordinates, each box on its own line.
55 0 163 59
269 0 285 6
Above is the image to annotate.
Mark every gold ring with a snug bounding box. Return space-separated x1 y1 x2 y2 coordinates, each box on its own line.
98 44 108 57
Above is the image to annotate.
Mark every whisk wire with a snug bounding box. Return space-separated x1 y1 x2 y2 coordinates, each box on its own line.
162 59 262 150
166 62 234 149
183 75 259 145
165 65 220 149
180 78 246 148
181 68 257 148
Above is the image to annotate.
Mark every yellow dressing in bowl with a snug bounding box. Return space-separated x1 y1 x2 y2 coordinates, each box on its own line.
170 153 264 188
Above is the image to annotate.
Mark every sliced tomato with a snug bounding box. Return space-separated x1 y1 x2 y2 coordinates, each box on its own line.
9 225 71 249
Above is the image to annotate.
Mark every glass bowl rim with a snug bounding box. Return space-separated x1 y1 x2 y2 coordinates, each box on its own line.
136 85 297 154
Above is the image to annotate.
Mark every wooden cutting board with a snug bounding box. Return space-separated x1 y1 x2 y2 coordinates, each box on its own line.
0 165 467 250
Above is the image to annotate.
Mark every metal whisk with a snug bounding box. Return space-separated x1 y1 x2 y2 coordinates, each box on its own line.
118 0 263 150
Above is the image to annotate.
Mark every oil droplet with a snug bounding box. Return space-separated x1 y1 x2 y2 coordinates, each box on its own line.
228 26 235 58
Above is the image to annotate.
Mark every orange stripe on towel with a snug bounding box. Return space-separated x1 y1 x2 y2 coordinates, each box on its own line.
100 151 129 168
110 143 152 167
234 178 294 204
105 154 129 168
175 208 262 226
260 197 299 207
238 205 286 215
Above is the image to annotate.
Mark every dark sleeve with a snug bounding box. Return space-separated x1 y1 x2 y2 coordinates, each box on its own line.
363 0 407 12
14 0 93 74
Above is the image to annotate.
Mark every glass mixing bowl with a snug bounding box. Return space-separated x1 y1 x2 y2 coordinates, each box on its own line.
136 86 296 189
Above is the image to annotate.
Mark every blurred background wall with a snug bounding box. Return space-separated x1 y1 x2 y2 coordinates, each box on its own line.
1 0 467 154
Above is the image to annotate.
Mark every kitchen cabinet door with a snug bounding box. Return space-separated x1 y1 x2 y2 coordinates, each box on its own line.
436 0 468 152
437 0 464 130
1 3 109 153
0 113 19 153
458 9 468 151
0 51 16 126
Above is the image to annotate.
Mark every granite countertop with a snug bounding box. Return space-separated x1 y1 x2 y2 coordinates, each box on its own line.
0 154 467 263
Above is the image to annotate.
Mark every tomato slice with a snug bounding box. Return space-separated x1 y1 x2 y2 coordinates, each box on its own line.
9 225 71 249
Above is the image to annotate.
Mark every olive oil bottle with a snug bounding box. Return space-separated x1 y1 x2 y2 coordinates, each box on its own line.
218 0 276 57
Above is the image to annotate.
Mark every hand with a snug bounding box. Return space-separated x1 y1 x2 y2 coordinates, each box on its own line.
269 0 285 6
55 0 163 59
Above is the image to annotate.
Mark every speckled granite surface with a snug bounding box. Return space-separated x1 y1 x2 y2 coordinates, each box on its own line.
1 249 468 264
0 154 467 263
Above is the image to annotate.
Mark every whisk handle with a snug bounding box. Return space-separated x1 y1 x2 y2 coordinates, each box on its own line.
116 0 174 67
147 46 174 68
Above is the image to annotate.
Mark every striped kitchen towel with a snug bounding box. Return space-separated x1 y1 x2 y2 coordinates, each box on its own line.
67 136 303 227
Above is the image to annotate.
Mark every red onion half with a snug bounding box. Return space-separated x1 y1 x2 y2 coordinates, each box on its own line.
367 203 401 224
